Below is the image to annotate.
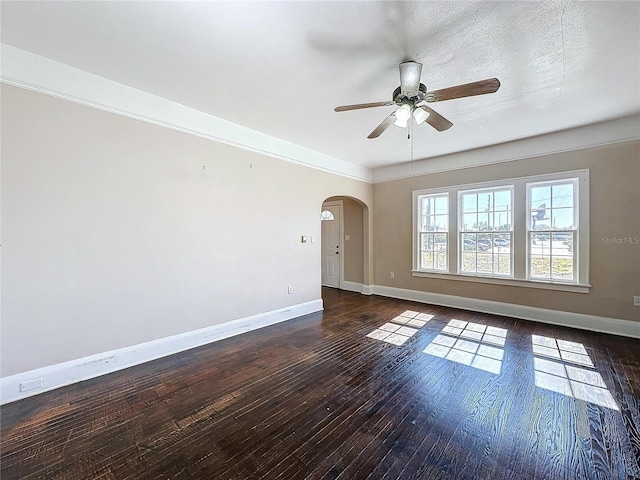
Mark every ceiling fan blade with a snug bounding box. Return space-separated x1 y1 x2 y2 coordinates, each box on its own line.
399 61 422 97
419 106 453 132
426 78 501 102
334 101 394 112
368 112 396 139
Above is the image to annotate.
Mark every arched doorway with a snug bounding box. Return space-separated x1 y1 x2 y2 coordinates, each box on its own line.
321 196 368 292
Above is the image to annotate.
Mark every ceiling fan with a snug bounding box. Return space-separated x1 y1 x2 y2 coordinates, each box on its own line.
334 61 500 138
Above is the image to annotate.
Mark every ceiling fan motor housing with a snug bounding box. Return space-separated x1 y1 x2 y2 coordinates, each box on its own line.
393 84 427 104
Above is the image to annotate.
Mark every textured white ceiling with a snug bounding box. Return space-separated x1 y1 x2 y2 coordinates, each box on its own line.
2 1 639 170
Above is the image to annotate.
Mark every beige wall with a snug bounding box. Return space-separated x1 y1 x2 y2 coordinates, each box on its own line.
2 83 637 380
1 85 372 376
342 198 364 284
373 140 640 322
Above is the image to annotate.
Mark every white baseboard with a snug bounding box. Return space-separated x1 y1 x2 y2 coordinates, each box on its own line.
372 285 640 339
341 281 363 293
0 299 323 405
361 284 375 296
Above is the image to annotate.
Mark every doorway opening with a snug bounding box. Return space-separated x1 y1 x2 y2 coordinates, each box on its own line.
321 196 368 293
321 200 342 288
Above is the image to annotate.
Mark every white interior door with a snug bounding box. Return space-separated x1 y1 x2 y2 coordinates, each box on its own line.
321 203 341 288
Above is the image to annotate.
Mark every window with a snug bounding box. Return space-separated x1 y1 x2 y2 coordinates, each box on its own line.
320 210 335 221
459 187 512 276
412 170 589 291
417 193 448 271
527 179 577 281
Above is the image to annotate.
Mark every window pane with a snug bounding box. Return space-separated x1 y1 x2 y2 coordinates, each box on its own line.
552 208 574 230
477 254 492 274
552 256 573 280
494 254 511 275
421 194 448 233
434 233 447 247
562 233 574 254
462 233 477 251
494 233 511 250
462 213 477 231
422 251 434 270
423 234 434 250
477 211 491 231
435 196 448 214
321 210 335 221
531 255 551 279
531 186 550 209
422 197 434 215
531 204 549 228
494 190 511 211
478 233 491 251
421 233 433 270
478 192 492 213
532 232 551 250
552 183 573 208
495 211 511 230
462 193 477 212
461 252 476 272
419 227 447 272
433 214 448 231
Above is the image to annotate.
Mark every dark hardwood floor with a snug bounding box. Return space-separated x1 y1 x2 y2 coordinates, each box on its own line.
1 288 639 479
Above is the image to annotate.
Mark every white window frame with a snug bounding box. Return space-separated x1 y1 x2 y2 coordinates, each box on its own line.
458 186 514 278
416 192 449 272
412 170 590 293
526 177 579 283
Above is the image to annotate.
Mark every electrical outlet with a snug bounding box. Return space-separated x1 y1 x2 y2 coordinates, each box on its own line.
20 378 43 392
390 272 395 279
288 286 294 294
634 296 640 307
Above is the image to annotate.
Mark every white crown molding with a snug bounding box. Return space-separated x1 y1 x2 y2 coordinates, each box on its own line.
0 44 372 183
371 285 640 339
372 116 640 183
0 299 323 405
4 43 637 186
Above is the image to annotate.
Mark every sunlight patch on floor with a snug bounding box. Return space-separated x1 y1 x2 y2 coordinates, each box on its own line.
532 335 618 410
422 319 507 374
366 310 432 346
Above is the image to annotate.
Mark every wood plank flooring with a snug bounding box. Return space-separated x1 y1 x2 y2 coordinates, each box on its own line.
1 288 639 479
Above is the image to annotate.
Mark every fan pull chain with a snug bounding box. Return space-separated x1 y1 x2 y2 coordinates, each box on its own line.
409 118 414 172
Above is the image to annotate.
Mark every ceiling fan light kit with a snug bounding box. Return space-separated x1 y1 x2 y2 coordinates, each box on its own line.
412 107 429 125
334 61 501 139
393 104 412 128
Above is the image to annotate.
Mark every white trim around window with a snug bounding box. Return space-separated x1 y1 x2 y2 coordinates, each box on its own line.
412 170 590 292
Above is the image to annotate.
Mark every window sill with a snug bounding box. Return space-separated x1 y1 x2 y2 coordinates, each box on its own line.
411 270 591 293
